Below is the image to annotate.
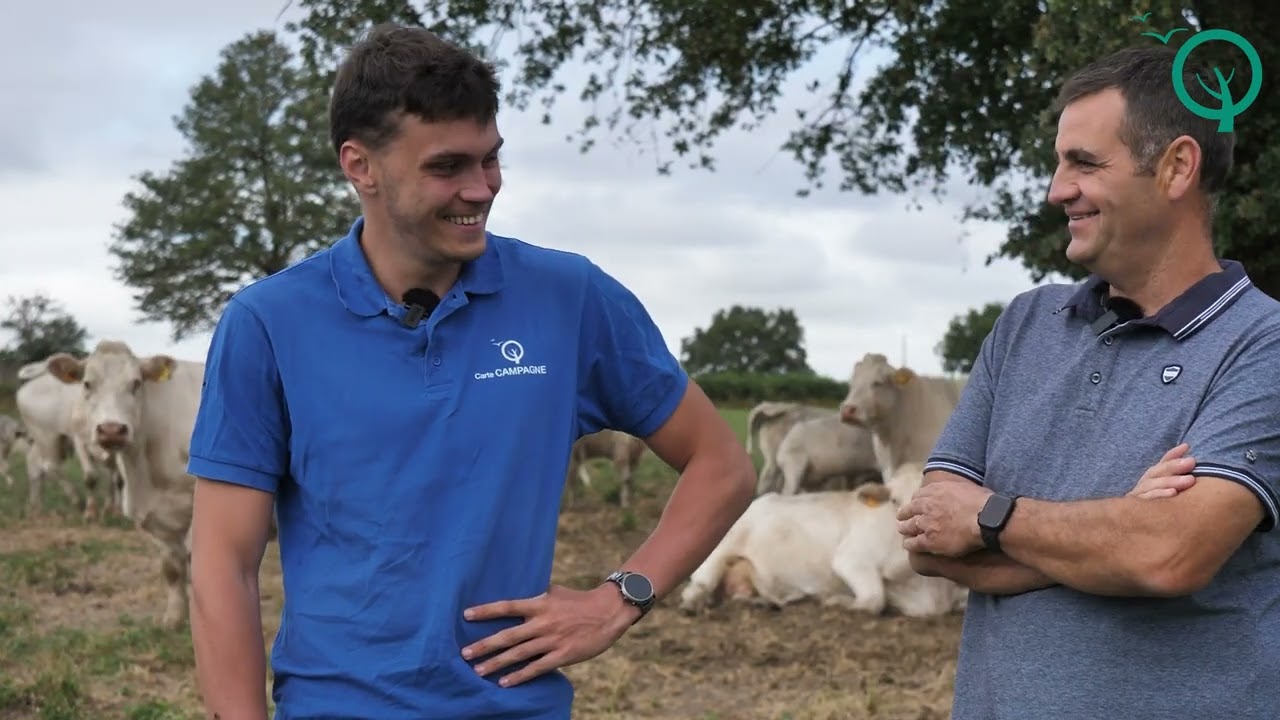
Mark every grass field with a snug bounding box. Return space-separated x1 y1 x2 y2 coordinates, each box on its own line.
0 404 962 719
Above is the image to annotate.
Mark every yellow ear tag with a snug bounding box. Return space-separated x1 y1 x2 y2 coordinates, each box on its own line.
892 368 913 385
858 485 891 507
157 364 171 382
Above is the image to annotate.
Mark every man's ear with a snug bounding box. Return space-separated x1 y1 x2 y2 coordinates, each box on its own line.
1157 135 1201 202
339 140 379 197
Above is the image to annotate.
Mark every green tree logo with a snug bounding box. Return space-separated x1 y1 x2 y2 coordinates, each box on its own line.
1171 29 1263 132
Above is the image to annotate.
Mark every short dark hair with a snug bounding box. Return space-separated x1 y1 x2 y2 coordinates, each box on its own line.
328 24 501 157
1054 45 1235 196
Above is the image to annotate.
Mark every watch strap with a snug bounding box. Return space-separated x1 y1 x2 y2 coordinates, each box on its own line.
980 521 1004 553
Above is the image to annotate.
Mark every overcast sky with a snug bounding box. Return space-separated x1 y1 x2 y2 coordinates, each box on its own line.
1 2 1062 380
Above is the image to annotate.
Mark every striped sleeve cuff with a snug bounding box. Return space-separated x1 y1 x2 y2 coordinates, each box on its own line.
1192 463 1279 532
923 456 986 485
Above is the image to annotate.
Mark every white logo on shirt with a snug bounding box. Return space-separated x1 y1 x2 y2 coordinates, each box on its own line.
495 339 524 364
1161 365 1182 384
474 338 548 381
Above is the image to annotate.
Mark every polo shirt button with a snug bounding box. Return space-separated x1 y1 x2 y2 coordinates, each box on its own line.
1090 372 1101 384
432 356 442 366
1103 336 1114 346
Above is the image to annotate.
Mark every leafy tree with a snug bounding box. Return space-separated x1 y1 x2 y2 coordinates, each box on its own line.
935 301 1004 374
0 293 90 365
287 1 1280 296
111 30 359 340
680 306 812 376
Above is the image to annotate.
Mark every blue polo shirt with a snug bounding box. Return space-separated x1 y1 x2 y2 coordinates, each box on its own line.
925 259 1280 719
187 217 689 719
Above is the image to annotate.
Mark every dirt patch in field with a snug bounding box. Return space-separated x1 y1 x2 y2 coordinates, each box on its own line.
0 524 158 631
552 498 962 719
0 489 963 719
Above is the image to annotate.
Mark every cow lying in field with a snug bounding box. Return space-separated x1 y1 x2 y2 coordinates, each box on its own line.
678 463 967 618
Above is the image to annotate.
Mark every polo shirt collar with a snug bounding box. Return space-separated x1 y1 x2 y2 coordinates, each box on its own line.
1059 259 1252 340
330 216 505 317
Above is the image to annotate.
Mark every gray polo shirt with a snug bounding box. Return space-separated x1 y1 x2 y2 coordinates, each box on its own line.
925 259 1280 720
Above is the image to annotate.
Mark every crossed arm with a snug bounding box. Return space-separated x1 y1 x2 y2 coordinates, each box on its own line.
909 544 1053 596
907 467 1266 598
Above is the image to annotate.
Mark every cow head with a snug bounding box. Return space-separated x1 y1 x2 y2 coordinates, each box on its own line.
839 353 915 428
45 341 177 454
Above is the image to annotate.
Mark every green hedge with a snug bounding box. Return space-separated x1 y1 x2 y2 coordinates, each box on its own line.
693 371 847 407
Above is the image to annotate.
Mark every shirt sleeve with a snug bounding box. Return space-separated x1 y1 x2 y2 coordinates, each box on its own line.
923 306 1009 486
186 297 290 493
1181 329 1280 532
576 262 689 439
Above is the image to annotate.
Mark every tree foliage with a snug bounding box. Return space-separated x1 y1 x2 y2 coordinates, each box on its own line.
680 305 812 376
935 301 1004 374
287 0 1280 297
111 30 359 340
0 293 90 366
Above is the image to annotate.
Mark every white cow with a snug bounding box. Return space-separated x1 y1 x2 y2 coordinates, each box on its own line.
839 353 966 477
745 401 831 495
15 360 122 518
0 413 28 487
678 463 967 618
44 340 206 629
772 414 882 495
564 429 647 508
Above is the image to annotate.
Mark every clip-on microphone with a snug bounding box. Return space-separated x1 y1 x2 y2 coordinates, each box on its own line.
1090 309 1120 336
401 288 440 328
1091 295 1141 336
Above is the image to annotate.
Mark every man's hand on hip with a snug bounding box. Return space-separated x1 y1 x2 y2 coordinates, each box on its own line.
461 583 639 687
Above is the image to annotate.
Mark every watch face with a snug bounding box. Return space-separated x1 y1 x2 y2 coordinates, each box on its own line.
979 494 1014 528
621 573 654 601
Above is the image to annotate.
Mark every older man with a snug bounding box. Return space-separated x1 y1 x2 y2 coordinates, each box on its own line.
897 45 1280 720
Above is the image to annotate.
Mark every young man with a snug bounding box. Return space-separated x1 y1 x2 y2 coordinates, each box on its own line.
185 24 756 720
897 46 1280 719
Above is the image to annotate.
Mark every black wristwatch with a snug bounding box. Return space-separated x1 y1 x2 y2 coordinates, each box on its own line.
605 570 655 623
977 493 1019 553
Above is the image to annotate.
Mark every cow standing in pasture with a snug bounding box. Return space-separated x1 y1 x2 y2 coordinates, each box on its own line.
44 340 207 629
745 401 831 495
564 429 647 508
838 353 966 476
0 413 28 488
772 413 882 495
15 360 123 519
